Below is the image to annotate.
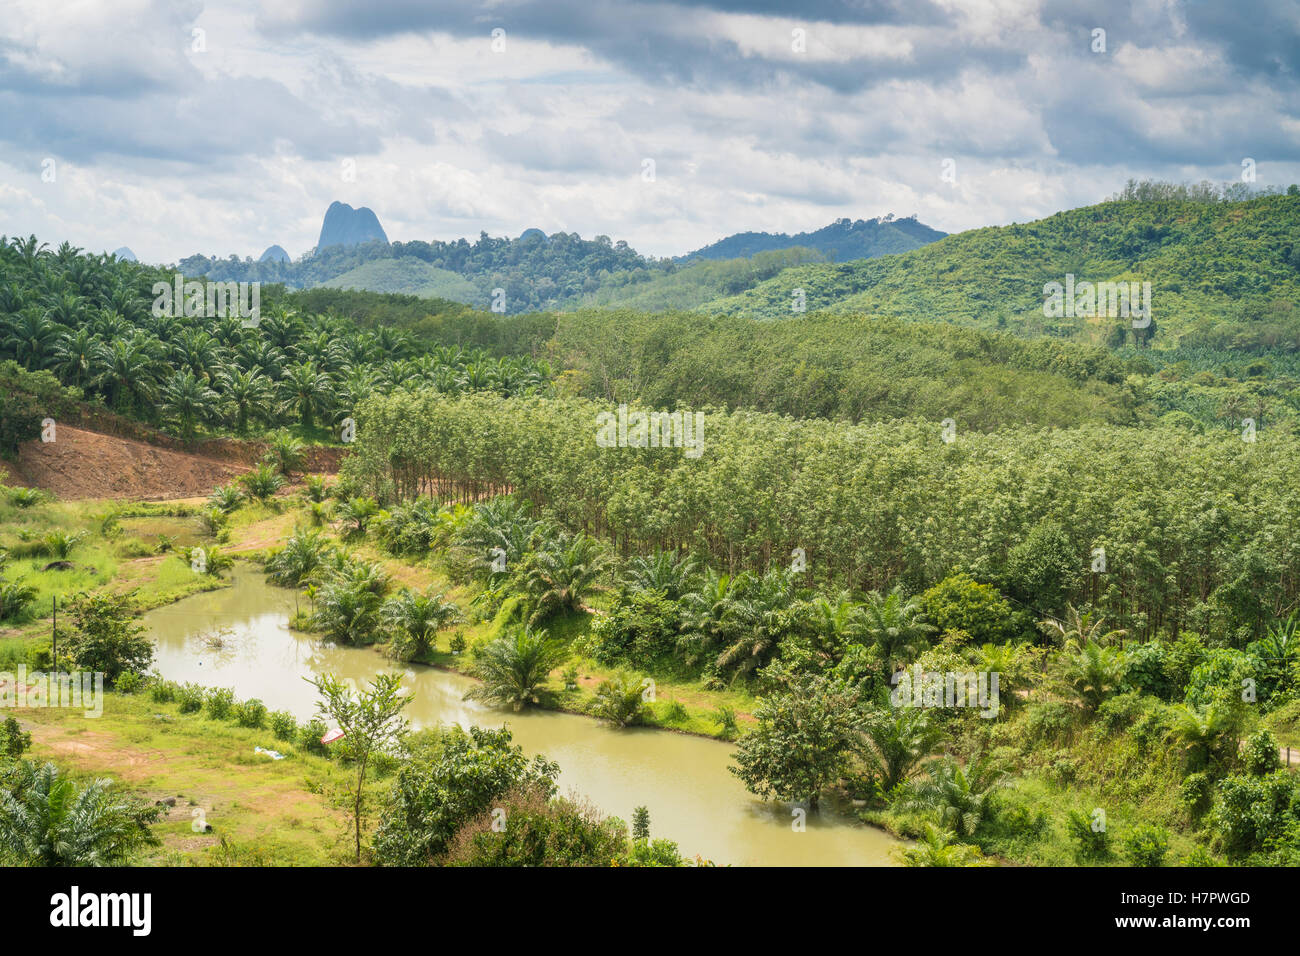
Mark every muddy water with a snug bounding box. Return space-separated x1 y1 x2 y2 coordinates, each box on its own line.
143 567 899 866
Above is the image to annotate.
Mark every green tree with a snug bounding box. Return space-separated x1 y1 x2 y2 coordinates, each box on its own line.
308 671 412 862
464 625 568 711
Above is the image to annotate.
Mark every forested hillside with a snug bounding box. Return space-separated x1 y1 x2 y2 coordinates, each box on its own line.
680 215 945 262
703 189 1300 354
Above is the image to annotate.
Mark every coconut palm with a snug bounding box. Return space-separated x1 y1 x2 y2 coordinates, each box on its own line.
464 624 568 711
1040 603 1126 648
0 762 157 866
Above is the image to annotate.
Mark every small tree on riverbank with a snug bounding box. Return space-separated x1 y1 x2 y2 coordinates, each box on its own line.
309 672 411 862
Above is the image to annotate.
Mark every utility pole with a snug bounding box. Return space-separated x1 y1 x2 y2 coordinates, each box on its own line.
51 595 57 664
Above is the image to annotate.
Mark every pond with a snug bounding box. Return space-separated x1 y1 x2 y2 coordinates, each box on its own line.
143 566 899 866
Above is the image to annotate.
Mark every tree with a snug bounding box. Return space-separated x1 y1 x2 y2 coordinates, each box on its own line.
373 725 558 865
308 672 412 862
265 429 306 478
383 588 460 660
464 625 568 711
1167 701 1243 773
860 706 943 794
896 754 1007 837
158 370 219 445
0 761 160 866
730 674 862 811
519 532 610 624
1057 639 1127 712
858 585 935 671
63 593 153 683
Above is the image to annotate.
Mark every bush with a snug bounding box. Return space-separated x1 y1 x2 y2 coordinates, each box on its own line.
62 593 154 684
234 698 267 729
1243 729 1281 776
299 718 330 757
176 683 205 714
590 591 682 669
1 716 31 759
591 673 649 727
114 671 144 695
921 572 1022 646
269 710 297 743
149 679 177 704
1209 771 1299 858
1065 808 1112 862
1123 824 1170 866
205 687 236 721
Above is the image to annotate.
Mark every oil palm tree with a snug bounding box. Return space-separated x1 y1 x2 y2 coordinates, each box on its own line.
861 706 943 794
1040 603 1126 648
896 754 1008 837
520 532 610 624
622 549 700 600
277 360 335 430
1057 639 1126 712
216 367 273 434
382 588 461 660
0 762 157 866
893 824 992 867
858 585 935 672
464 624 568 711
158 369 220 445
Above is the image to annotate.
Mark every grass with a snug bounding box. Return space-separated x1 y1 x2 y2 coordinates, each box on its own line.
14 686 358 865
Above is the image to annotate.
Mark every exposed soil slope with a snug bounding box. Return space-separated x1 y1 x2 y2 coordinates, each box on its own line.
6 425 246 500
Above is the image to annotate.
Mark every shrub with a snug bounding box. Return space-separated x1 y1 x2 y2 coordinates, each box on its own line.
234 698 267 729
299 718 330 757
712 704 739 739
1 716 31 758
591 673 649 727
176 683 205 714
590 591 682 669
63 593 154 684
1209 771 1299 858
269 710 297 743
149 679 177 704
114 671 143 695
921 572 1021 646
1065 808 1112 862
1123 824 1170 866
1243 729 1281 776
206 687 236 721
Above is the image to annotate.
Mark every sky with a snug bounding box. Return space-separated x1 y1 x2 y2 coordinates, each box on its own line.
1 0 1299 263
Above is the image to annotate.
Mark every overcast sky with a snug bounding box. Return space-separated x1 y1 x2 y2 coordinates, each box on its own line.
2 0 1298 263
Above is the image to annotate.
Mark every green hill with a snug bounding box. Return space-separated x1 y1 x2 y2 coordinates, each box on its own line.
700 193 1300 353
319 258 483 305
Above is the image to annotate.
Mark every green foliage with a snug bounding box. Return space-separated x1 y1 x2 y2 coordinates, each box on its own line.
1065 808 1113 862
373 725 558 866
1123 824 1171 866
590 591 681 669
730 674 863 810
63 592 153 684
0 761 160 866
0 717 31 760
442 787 631 867
922 574 1020 646
590 672 649 728
463 625 568 711
1243 729 1281 776
205 687 235 721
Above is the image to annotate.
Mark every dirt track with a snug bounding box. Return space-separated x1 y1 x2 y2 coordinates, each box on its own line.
6 425 247 500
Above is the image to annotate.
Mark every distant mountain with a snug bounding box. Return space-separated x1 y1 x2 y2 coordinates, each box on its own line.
681 215 945 263
111 246 137 262
259 244 290 263
317 201 388 251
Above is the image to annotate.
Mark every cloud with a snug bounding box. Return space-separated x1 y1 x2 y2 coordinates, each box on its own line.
0 0 1297 262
